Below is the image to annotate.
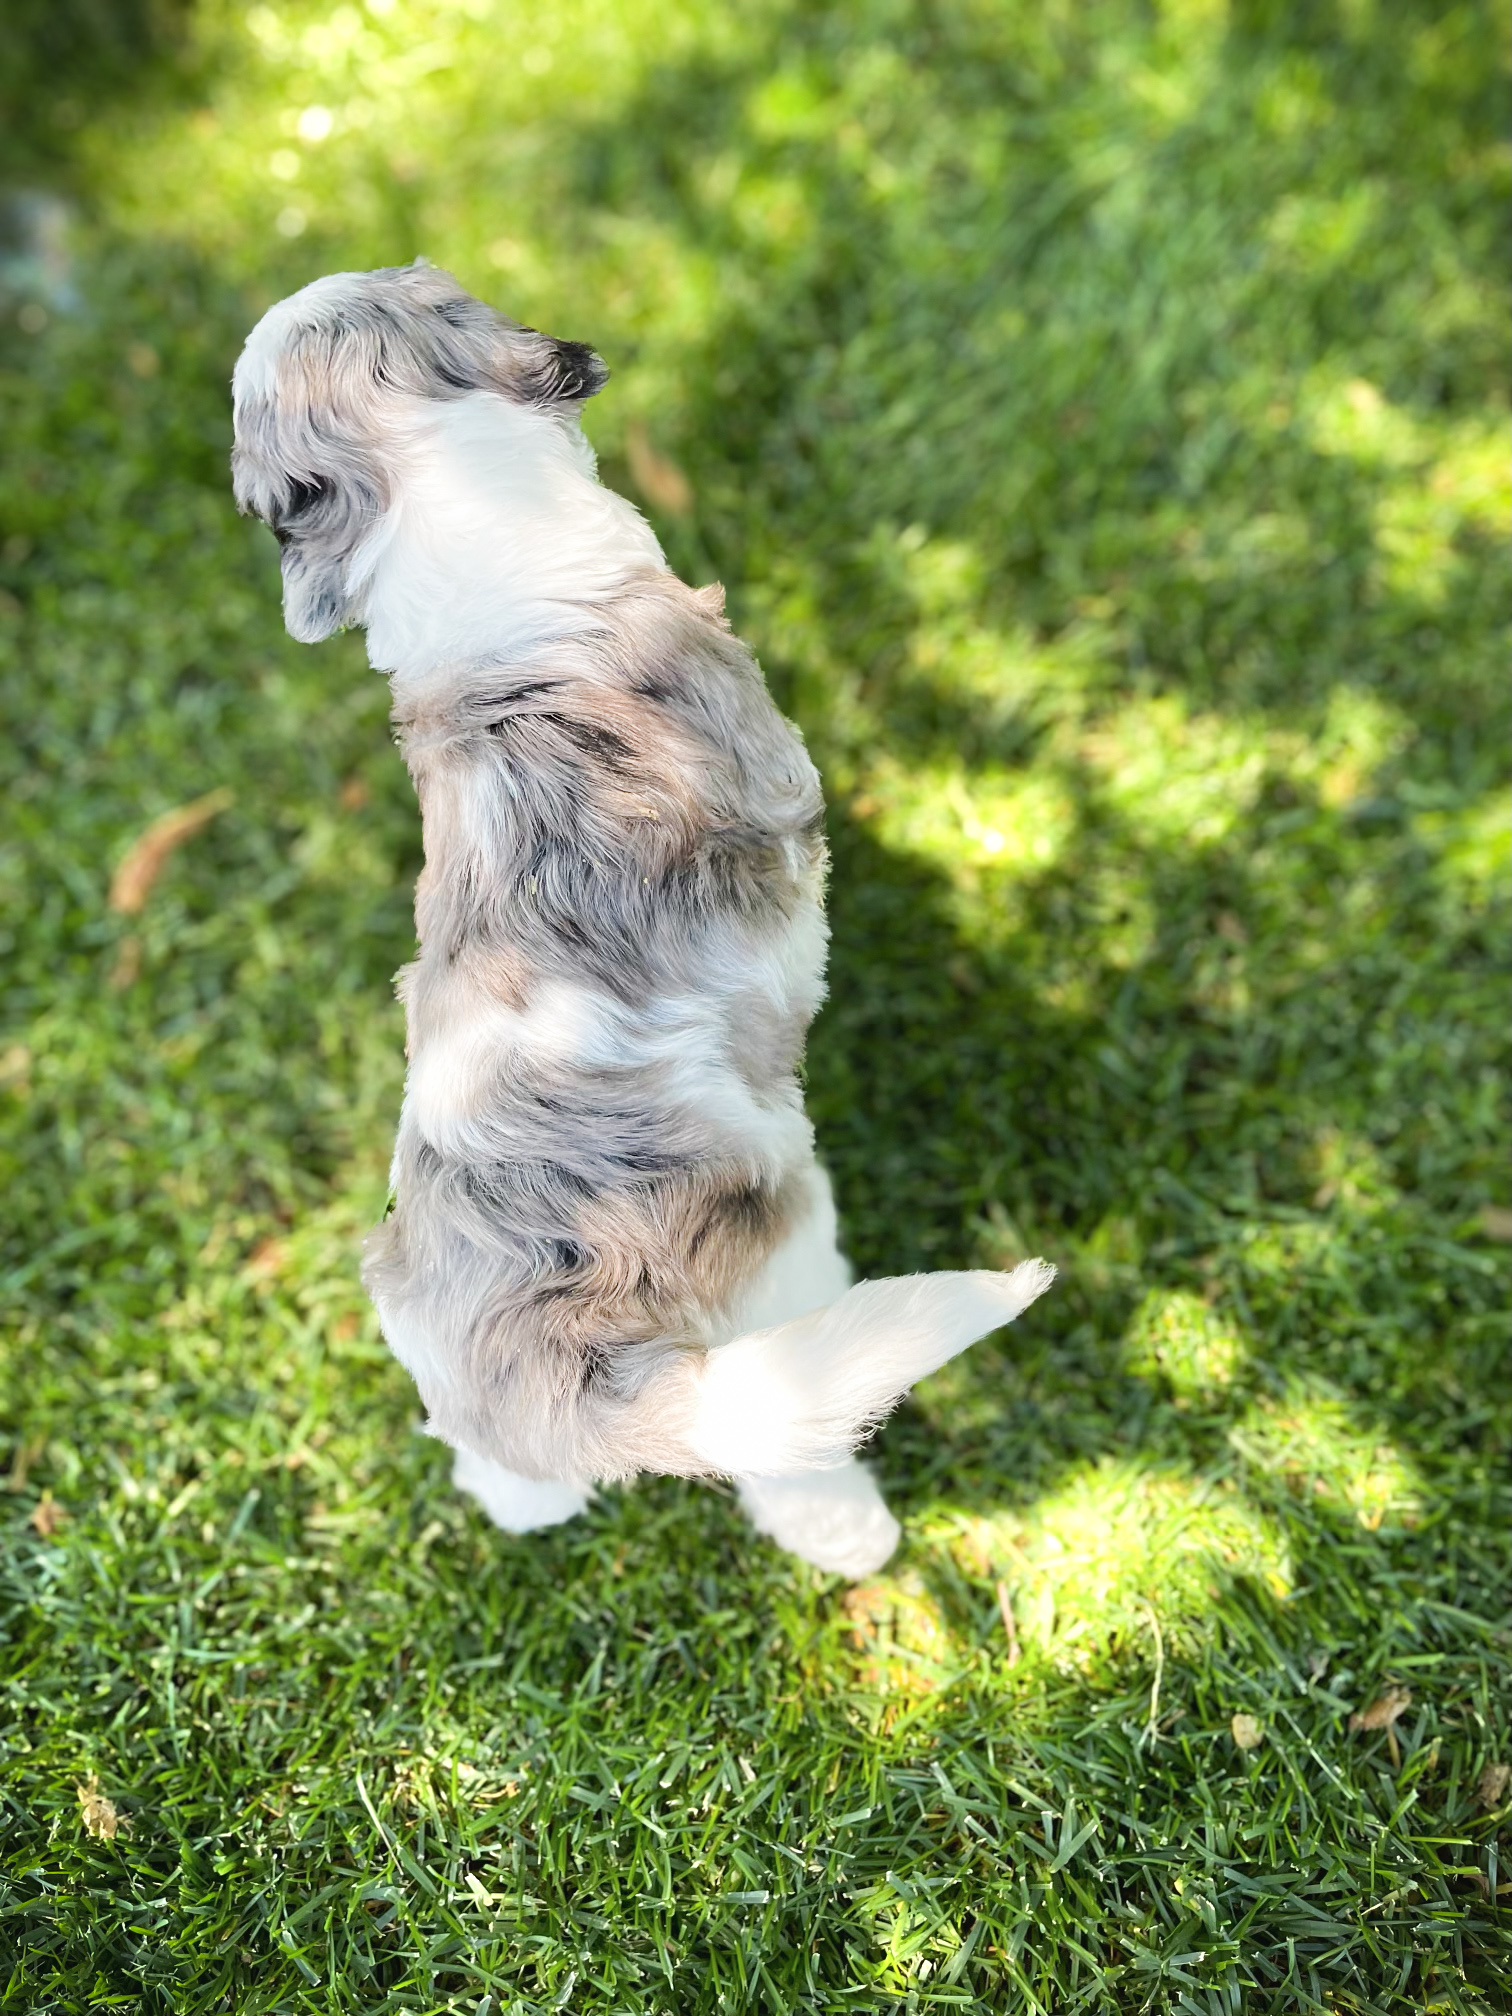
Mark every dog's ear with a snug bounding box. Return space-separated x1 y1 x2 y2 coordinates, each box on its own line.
510 333 610 406
231 377 387 644
373 271 609 408
274 458 386 643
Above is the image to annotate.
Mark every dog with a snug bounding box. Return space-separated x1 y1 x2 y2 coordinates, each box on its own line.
230 263 1053 1577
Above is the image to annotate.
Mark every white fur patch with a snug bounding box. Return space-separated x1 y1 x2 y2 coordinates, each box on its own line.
402 978 624 1141
720 1163 853 1337
695 1259 1057 1476
452 1445 591 1531
401 970 814 1173
367 393 665 679
737 1459 900 1577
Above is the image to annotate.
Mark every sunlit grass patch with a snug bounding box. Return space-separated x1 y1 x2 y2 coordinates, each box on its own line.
851 757 1076 879
838 1572 961 1705
1075 695 1270 846
1230 1386 1423 1537
1418 787 1512 904
923 1455 1293 1670
1304 1124 1399 1212
1124 1288 1247 1404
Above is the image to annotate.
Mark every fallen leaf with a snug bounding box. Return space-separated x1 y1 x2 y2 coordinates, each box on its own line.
29 1492 66 1538
1230 1712 1264 1751
1475 1761 1510 1809
77 1774 130 1840
242 1237 288 1284
1349 1687 1413 1733
339 775 370 811
625 421 693 516
1350 1686 1413 1767
108 787 234 915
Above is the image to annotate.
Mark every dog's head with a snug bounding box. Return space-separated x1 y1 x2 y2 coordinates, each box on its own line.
231 263 609 643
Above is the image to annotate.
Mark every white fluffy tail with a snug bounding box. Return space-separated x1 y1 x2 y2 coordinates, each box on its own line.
691 1258 1055 1476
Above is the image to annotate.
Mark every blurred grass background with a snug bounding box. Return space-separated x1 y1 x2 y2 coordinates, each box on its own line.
1 0 1508 2009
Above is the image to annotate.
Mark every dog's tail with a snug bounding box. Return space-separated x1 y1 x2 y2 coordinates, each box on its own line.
684 1259 1055 1477
389 1241 1054 1486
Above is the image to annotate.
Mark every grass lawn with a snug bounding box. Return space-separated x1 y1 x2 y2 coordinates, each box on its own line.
1 0 1508 2008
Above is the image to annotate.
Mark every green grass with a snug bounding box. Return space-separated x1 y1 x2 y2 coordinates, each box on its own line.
1 0 1509 2008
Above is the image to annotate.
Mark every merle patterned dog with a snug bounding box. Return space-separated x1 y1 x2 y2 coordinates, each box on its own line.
231 264 1052 1576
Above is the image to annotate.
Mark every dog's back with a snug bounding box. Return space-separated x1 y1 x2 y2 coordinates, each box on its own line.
365 575 834 1481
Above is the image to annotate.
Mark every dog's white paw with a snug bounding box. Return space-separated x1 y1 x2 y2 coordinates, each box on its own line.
452 1445 592 1532
736 1460 902 1579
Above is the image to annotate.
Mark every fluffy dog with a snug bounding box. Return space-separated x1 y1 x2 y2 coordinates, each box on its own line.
231 263 1052 1576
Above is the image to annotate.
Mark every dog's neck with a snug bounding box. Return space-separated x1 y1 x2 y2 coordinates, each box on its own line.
355 392 667 691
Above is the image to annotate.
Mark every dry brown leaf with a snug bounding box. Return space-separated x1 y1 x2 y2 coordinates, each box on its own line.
242 1236 289 1284
1475 1760 1511 1809
1349 1687 1413 1733
29 1492 66 1538
108 787 234 915
1230 1712 1264 1751
1350 1686 1413 1767
625 421 693 516
339 775 370 811
77 1773 131 1840
1478 1205 1512 1243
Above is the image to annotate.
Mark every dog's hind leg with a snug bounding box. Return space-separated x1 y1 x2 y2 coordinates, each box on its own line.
737 1460 900 1578
451 1444 592 1533
722 1166 900 1578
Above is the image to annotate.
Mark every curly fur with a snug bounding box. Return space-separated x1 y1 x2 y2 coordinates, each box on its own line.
231 263 1053 1572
